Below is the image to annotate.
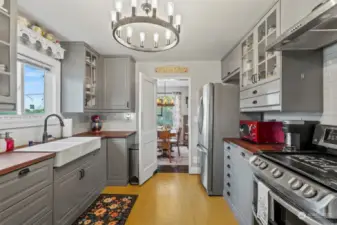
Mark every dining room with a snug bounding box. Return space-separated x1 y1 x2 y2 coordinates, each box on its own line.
156 79 190 172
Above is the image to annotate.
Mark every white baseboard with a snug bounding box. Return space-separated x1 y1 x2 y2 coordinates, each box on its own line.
189 167 200 174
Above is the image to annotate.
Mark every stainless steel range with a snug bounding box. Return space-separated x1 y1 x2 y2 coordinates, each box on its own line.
250 124 337 225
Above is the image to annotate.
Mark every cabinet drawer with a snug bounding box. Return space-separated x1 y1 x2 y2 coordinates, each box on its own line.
240 92 280 108
240 79 280 100
34 211 53 225
0 185 53 225
0 159 53 212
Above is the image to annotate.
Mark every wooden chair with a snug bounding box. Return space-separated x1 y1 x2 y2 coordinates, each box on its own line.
157 130 172 162
169 127 182 157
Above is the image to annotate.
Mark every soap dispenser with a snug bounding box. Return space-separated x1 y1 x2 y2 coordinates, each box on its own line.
4 132 14 152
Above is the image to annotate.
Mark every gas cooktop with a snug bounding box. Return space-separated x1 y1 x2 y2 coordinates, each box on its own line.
261 152 337 192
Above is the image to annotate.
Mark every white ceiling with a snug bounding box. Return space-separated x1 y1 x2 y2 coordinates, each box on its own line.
18 0 276 61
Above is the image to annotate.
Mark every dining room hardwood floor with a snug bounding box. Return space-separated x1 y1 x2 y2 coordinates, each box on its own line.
102 173 239 225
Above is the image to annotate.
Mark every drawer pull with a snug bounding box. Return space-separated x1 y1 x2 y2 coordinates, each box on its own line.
227 146 230 150
241 152 246 157
227 182 231 187
227 155 231 160
227 164 231 169
252 90 258 95
253 100 258 104
79 169 85 180
227 192 231 196
227 173 231 178
18 168 30 177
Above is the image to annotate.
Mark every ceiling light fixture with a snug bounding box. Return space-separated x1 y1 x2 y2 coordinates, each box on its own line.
111 0 182 52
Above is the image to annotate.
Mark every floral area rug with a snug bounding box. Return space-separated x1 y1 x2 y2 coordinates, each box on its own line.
73 194 138 225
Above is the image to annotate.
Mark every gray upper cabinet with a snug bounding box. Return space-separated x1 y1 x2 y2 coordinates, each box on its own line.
103 57 135 112
280 0 323 34
61 42 100 113
239 1 323 113
221 44 241 82
0 0 17 111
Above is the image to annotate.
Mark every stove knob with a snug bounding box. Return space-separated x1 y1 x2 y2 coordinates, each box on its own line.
291 180 304 190
303 186 318 199
272 169 283 179
259 162 268 170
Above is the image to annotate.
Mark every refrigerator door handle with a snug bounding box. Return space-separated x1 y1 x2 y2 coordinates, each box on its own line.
198 96 204 134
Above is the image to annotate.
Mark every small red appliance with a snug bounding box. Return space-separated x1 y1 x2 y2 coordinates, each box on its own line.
240 120 284 144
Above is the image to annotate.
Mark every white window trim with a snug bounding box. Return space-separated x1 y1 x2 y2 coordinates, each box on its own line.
0 44 61 129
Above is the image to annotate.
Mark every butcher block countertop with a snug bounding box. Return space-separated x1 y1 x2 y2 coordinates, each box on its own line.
223 138 284 154
0 152 55 176
74 131 136 139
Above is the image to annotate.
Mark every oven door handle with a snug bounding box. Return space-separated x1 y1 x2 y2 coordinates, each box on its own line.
269 192 322 225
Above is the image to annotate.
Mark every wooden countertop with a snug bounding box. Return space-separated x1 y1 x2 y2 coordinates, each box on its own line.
74 131 137 139
0 152 55 176
223 138 284 154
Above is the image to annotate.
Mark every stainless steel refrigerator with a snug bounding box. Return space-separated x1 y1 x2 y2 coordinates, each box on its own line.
197 83 239 196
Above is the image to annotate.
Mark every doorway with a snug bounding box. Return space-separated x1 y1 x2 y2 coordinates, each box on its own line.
156 78 190 173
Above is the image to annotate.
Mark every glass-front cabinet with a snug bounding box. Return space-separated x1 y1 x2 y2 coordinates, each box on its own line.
85 50 97 109
241 32 255 88
240 2 280 90
0 0 16 110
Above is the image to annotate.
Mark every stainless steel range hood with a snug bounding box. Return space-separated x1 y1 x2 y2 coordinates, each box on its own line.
267 0 337 51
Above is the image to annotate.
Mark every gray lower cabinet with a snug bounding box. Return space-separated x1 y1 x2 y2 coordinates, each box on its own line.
224 142 254 225
107 135 135 186
0 159 53 225
53 147 106 225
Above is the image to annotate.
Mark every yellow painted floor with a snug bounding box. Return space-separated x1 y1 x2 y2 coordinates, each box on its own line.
103 173 239 225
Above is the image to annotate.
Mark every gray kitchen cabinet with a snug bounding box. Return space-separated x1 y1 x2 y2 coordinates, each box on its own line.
107 134 136 186
0 158 53 212
61 42 101 112
0 185 53 225
0 0 17 110
53 148 105 225
221 44 241 82
0 159 53 225
223 142 254 225
239 1 323 112
103 57 136 112
280 0 323 34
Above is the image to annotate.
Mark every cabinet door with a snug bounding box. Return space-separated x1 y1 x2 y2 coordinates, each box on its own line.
236 148 254 225
0 0 17 110
281 0 323 34
230 44 241 73
104 58 130 110
107 138 129 186
221 57 229 81
241 31 256 89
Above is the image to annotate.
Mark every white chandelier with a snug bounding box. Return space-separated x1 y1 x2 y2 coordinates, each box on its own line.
111 0 182 52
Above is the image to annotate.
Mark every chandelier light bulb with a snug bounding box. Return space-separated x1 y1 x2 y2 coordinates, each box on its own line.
131 0 137 7
168 2 174 16
111 11 116 22
165 30 172 40
140 32 145 42
127 27 133 37
154 33 159 42
152 0 158 8
176 15 182 25
115 1 123 12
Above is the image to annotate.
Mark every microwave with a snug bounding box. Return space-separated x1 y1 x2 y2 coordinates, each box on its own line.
240 120 284 144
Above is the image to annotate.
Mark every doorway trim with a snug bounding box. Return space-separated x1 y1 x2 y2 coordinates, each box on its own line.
155 76 192 174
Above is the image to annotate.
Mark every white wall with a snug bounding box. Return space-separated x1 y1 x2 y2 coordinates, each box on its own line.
137 61 222 168
157 86 189 116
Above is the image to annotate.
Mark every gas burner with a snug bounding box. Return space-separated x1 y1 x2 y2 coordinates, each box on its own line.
287 155 337 173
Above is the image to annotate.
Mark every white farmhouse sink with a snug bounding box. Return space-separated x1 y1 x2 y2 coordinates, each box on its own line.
15 137 101 167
